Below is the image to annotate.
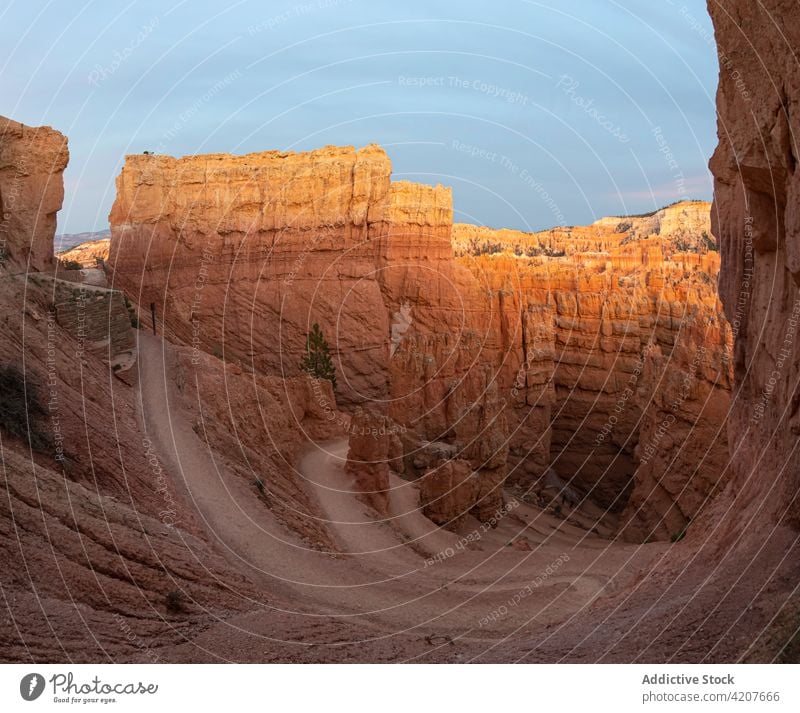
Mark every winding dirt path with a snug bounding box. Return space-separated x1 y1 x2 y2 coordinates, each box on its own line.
136 333 665 650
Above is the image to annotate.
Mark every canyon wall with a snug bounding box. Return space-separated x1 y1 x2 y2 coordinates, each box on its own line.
109 146 512 523
708 0 800 530
0 116 68 273
454 202 733 541
110 147 731 538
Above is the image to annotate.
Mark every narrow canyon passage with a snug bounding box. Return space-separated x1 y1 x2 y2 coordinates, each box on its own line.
135 332 666 653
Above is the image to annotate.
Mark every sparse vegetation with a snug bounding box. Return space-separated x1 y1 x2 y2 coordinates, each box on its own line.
701 230 719 252
300 323 337 389
0 365 52 453
61 259 82 270
253 477 268 497
123 295 139 328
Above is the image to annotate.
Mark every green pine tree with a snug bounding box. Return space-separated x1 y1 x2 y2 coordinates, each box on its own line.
300 323 337 389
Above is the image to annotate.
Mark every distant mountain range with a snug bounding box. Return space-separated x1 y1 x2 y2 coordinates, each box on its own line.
55 229 110 253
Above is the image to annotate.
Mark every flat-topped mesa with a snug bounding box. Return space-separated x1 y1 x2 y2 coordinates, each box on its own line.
0 116 69 272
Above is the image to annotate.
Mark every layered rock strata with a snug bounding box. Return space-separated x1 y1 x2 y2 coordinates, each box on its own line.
109 146 511 524
110 146 731 539
453 202 732 541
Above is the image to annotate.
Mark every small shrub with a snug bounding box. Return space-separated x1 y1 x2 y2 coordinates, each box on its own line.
299 323 336 389
122 296 139 328
671 520 691 543
165 590 185 613
61 259 82 270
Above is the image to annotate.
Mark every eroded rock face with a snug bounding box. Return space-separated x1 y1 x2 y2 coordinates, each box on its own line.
110 144 732 539
109 145 512 519
0 116 68 272
109 145 395 406
58 237 110 267
454 201 733 540
708 0 800 530
419 459 478 528
345 407 391 514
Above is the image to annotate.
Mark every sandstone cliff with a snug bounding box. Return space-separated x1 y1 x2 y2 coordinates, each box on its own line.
110 145 732 539
453 202 732 541
109 145 512 524
709 0 800 532
0 116 68 272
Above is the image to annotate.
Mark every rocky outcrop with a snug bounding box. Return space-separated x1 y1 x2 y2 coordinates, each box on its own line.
419 459 478 528
344 407 391 514
0 116 68 272
110 144 732 539
0 118 264 661
708 0 800 531
109 145 394 405
51 280 136 372
109 145 512 524
453 202 733 540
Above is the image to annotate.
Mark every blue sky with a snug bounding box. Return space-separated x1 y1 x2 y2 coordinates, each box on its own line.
0 0 719 234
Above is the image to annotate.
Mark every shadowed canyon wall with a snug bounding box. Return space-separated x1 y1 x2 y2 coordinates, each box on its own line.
708 0 800 531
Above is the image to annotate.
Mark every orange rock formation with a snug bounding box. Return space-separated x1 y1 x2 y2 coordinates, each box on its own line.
0 116 68 273
109 145 730 539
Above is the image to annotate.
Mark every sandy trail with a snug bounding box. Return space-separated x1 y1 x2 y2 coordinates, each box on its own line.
137 333 665 644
